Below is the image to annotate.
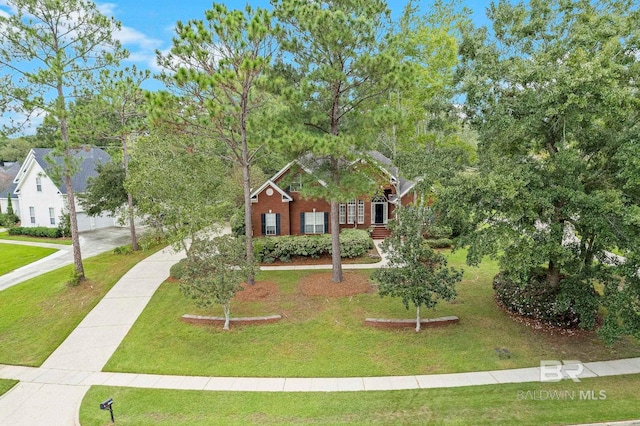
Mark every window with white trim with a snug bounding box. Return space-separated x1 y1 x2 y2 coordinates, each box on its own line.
29 206 35 224
339 203 346 224
357 200 365 224
347 199 356 224
265 213 277 235
49 208 55 225
304 212 325 234
36 177 42 192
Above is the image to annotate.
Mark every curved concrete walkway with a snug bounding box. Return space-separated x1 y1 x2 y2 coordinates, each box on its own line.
1 239 640 425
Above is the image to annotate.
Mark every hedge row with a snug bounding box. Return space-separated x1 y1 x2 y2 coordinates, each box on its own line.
8 226 63 238
255 229 373 263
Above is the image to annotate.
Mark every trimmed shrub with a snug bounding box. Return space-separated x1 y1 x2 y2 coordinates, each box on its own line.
254 229 372 263
170 258 188 280
113 245 133 255
8 226 62 238
493 270 598 329
425 238 454 249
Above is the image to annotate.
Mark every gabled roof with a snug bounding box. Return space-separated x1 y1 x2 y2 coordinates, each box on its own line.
366 151 418 198
0 161 21 195
9 147 111 196
250 159 327 200
250 179 293 202
252 150 418 202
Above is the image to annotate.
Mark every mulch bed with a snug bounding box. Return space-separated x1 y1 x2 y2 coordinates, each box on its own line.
234 281 280 302
298 271 375 297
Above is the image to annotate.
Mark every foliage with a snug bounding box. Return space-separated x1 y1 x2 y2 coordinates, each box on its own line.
8 226 62 238
125 128 231 253
80 162 127 216
112 245 133 255
493 271 598 329
154 3 279 284
373 207 462 331
254 229 372 263
57 213 71 238
273 0 408 282
169 258 188 280
442 0 640 340
425 238 454 249
0 0 127 280
180 235 255 330
0 137 31 162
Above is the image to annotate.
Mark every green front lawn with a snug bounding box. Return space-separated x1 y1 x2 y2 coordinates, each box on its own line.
0 246 161 366
103 249 640 377
0 231 72 245
79 375 640 425
0 243 58 276
0 379 18 397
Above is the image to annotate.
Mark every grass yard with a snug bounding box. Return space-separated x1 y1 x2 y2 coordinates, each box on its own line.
0 243 58 276
0 230 72 245
79 375 640 425
0 246 161 366
0 379 18 397
103 249 640 377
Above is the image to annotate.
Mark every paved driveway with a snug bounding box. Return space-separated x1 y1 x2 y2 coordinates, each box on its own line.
0 226 137 291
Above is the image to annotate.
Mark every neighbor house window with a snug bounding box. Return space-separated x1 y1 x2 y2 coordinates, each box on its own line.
303 211 325 234
357 200 365 224
36 177 42 192
339 204 346 224
29 206 35 224
347 199 356 224
49 208 55 225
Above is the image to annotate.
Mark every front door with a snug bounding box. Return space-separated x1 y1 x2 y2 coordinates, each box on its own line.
374 203 384 224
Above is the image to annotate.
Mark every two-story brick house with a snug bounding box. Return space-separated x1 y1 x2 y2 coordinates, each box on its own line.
250 151 418 239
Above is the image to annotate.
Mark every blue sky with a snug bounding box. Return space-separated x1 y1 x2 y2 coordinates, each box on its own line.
92 0 493 82
0 0 493 133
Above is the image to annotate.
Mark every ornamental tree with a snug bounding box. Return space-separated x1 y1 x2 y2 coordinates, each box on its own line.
373 206 462 332
180 235 255 330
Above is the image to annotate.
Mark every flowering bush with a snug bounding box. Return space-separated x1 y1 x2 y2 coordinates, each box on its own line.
493 270 597 328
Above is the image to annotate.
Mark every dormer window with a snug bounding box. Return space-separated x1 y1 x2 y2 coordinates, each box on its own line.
36 177 42 192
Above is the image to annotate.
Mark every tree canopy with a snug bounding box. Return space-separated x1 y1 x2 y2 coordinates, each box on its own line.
443 0 640 341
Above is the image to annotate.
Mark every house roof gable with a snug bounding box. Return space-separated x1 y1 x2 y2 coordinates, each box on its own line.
12 147 111 196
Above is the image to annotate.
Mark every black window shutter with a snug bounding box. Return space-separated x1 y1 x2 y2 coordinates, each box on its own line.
276 213 281 235
324 212 329 234
300 212 305 234
261 214 266 235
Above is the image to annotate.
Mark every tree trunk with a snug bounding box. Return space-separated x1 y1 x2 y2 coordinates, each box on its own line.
547 259 561 288
331 200 343 283
223 304 231 331
123 136 138 251
127 192 138 251
415 304 421 332
65 173 85 281
243 162 255 285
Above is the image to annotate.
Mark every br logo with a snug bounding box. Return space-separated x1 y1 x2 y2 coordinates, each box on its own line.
540 360 585 382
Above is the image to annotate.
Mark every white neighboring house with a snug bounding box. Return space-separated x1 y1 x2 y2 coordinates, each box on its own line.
0 147 116 232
